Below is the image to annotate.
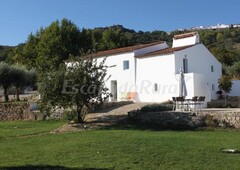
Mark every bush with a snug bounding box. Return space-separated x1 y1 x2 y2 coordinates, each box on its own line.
140 104 172 112
64 109 78 122
204 115 218 127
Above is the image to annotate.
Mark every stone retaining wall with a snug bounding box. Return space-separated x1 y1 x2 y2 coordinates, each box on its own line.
207 96 240 108
0 102 31 121
201 111 240 129
128 110 240 129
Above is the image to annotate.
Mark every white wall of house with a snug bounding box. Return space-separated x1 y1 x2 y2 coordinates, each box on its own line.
174 44 222 100
229 80 240 96
176 73 211 106
192 73 211 106
136 54 176 102
96 43 170 102
96 52 136 101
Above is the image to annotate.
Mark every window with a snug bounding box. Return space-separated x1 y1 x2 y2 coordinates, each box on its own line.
183 58 188 73
212 84 215 91
211 65 214 72
154 83 158 92
123 60 129 70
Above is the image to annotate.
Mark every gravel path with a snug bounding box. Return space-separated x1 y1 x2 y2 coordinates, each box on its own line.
85 102 149 123
51 102 150 133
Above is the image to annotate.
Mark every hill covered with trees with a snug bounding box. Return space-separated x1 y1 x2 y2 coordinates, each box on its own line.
1 19 240 76
0 45 14 61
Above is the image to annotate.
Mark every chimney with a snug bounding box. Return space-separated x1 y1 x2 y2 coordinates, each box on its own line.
172 32 199 48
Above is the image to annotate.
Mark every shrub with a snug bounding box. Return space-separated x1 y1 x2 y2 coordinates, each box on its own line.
64 105 88 122
64 109 78 122
204 115 218 127
140 104 172 112
218 76 233 94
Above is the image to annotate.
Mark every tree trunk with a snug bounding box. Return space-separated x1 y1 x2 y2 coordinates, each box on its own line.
224 92 228 107
16 87 20 101
3 88 9 102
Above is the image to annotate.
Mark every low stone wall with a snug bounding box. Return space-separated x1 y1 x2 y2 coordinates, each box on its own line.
207 96 240 108
200 111 240 129
0 102 31 121
128 110 240 129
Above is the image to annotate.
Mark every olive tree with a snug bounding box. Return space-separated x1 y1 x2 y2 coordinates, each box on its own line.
11 66 37 101
0 63 14 102
0 63 37 102
11 65 26 101
38 57 110 122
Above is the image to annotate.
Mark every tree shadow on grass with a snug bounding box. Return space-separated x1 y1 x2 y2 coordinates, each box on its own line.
0 165 112 170
85 112 198 132
101 123 198 132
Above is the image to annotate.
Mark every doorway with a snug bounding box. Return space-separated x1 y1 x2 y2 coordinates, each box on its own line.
111 80 117 101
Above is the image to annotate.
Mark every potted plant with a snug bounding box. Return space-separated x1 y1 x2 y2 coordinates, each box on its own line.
216 90 223 99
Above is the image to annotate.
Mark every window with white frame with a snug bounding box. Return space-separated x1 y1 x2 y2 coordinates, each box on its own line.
183 57 188 73
212 84 215 91
123 60 129 70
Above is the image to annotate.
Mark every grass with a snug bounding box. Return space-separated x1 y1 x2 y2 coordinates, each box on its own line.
0 121 239 170
0 120 65 138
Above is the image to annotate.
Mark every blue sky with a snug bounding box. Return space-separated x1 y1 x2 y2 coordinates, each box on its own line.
0 0 239 46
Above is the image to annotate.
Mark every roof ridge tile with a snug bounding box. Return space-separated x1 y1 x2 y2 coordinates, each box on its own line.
86 41 164 58
136 44 195 58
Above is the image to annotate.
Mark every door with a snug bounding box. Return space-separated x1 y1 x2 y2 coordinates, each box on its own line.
111 80 117 101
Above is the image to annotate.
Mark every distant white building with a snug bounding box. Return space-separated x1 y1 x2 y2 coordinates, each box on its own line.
86 32 222 106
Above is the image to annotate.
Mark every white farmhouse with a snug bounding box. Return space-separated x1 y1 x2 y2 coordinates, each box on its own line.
90 32 222 106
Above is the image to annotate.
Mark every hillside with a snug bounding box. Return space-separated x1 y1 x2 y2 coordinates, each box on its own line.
197 28 240 76
0 45 14 61
1 23 240 76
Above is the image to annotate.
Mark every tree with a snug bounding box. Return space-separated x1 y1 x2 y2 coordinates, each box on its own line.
218 76 233 105
0 63 14 102
11 65 26 101
0 46 14 62
38 56 110 122
210 47 236 66
25 69 37 88
21 35 39 69
36 19 82 72
218 76 233 94
11 66 37 101
10 19 84 73
228 61 240 77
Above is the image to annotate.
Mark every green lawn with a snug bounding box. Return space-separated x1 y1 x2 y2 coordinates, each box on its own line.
0 121 239 170
0 120 65 138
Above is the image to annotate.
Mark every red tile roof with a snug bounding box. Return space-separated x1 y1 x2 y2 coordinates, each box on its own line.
136 45 195 58
87 41 165 58
173 32 197 40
